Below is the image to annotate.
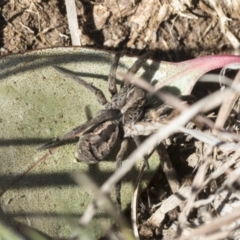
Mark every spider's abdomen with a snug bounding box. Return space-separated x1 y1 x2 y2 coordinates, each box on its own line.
75 120 119 164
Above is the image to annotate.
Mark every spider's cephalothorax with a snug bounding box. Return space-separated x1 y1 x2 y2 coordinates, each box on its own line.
39 51 153 165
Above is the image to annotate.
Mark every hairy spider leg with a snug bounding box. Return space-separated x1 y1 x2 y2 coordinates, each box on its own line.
53 66 108 106
108 52 121 97
111 51 154 210
38 109 121 150
125 51 153 77
120 51 154 169
115 138 128 213
39 56 125 151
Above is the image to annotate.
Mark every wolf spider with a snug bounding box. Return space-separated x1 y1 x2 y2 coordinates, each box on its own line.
39 51 153 170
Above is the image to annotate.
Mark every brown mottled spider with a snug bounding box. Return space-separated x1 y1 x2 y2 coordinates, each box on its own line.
39 51 153 170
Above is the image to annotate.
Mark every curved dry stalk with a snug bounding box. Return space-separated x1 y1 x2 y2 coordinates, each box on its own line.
214 70 240 133
131 165 145 240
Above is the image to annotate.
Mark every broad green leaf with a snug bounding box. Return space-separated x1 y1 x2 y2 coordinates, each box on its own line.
0 47 160 239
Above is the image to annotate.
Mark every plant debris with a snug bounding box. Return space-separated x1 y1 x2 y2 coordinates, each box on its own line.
1 0 239 58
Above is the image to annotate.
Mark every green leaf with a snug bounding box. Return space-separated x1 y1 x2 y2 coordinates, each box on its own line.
0 47 159 239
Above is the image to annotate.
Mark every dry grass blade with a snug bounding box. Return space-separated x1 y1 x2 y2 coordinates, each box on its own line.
125 121 240 151
203 152 240 187
148 152 240 228
72 172 135 239
207 0 240 49
123 70 240 235
121 71 217 129
148 184 192 227
191 159 240 209
131 165 145 240
149 143 240 236
180 128 240 151
65 0 80 45
199 73 234 85
214 70 240 132
177 206 240 240
100 88 232 199
0 222 25 240
157 143 180 193
177 154 213 235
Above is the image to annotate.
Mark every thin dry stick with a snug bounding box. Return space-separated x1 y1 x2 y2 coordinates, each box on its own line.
126 71 240 142
177 152 213 235
125 121 240 151
204 151 240 188
121 72 216 129
65 0 80 46
157 143 180 193
72 172 135 240
214 70 240 132
147 184 192 227
147 144 240 227
192 156 240 209
101 89 231 194
177 206 240 240
131 165 145 240
79 88 233 225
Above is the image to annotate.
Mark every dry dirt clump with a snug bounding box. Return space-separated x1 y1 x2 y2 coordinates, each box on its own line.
1 0 70 54
0 0 240 58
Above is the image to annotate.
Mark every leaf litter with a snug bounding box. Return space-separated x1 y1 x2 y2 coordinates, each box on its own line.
1 0 240 58
134 69 240 239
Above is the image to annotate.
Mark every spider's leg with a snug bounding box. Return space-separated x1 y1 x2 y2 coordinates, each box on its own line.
133 136 150 169
38 109 121 150
53 66 108 106
122 51 153 83
108 52 121 97
38 121 93 150
115 138 128 213
118 51 153 113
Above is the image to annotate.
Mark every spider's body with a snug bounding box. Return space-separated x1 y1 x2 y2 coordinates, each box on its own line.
39 51 152 166
76 85 147 164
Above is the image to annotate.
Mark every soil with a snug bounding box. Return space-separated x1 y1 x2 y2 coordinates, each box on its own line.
1 0 240 60
1 0 240 239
